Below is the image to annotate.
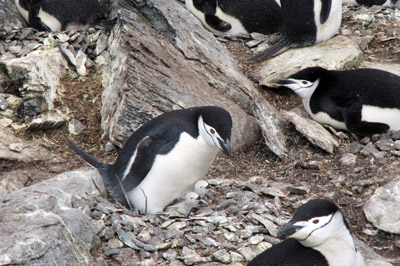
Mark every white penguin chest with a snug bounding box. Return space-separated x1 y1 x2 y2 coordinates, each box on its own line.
313 238 362 266
127 132 219 214
361 105 400 131
315 0 342 43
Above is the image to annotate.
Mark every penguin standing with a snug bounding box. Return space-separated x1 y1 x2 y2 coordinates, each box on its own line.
15 0 107 31
276 67 400 136
342 0 400 8
185 0 282 35
248 0 342 61
248 199 366 266
67 106 233 215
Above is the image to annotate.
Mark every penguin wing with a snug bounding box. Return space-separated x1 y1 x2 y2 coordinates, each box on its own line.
119 134 175 192
248 238 329 266
202 0 232 32
337 99 390 136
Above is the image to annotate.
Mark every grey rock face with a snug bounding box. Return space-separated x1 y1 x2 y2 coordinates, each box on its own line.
0 169 104 265
364 177 400 234
101 0 286 153
0 1 27 27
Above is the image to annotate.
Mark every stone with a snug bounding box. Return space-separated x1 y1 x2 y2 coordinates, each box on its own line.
100 0 288 155
26 112 66 131
355 238 394 266
364 177 400 234
360 61 400 77
251 36 363 87
0 128 62 163
281 108 339 154
68 118 87 135
213 249 231 264
0 169 104 265
1 48 69 116
339 153 357 167
0 2 27 27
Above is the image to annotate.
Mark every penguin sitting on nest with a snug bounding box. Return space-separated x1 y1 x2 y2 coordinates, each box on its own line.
185 0 282 35
276 66 400 136
248 199 366 266
248 0 342 61
15 0 111 31
67 106 233 215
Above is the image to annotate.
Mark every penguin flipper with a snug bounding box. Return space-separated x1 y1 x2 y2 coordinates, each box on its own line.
340 101 390 136
204 14 232 32
247 39 289 62
28 4 51 31
119 134 173 192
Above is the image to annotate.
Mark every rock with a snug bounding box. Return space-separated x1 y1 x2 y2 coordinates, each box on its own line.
100 0 287 154
360 61 400 76
251 36 363 87
0 128 62 163
354 238 394 266
339 153 357 167
1 48 69 116
213 249 231 264
281 108 339 154
68 118 87 135
364 177 400 234
26 112 66 131
0 169 104 265
0 2 27 27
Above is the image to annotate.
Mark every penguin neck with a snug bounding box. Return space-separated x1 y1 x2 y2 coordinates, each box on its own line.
308 213 359 266
298 79 320 116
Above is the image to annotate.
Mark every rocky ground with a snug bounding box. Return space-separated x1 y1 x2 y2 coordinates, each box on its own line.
1 3 400 266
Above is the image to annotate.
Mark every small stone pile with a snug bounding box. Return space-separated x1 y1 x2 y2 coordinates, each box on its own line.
89 176 311 265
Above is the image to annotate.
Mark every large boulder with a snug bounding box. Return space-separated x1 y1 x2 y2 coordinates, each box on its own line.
0 1 27 27
101 0 287 154
0 169 104 265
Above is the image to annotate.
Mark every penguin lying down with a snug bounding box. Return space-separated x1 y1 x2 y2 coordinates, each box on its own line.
15 0 113 31
67 106 232 215
248 199 365 266
276 67 400 136
185 0 282 35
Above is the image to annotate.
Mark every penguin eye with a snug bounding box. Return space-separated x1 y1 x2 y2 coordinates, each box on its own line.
210 128 216 134
302 81 308 85
313 219 319 224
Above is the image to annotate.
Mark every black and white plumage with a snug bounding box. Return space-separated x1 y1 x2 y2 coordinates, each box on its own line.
342 0 400 8
277 67 400 136
67 106 232 214
185 0 282 35
15 0 107 31
248 199 365 266
248 0 342 61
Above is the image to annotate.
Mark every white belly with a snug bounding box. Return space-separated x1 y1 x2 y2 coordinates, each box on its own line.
127 133 219 214
361 105 400 131
15 0 29 23
315 0 342 43
38 8 62 31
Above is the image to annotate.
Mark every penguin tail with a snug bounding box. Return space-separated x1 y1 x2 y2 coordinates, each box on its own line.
247 39 289 62
66 138 104 169
98 18 117 30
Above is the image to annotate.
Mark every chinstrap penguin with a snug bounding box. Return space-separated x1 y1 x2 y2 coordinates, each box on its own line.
342 0 400 8
276 66 400 136
15 0 110 31
248 199 365 266
248 0 342 61
67 106 232 215
185 0 282 35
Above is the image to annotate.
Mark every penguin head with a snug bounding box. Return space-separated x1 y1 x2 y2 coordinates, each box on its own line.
276 67 328 99
277 199 351 248
198 106 233 157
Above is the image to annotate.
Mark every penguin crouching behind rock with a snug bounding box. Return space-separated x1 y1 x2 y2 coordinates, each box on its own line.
248 0 342 61
185 0 282 35
67 106 233 215
248 199 366 266
15 0 111 32
276 67 400 136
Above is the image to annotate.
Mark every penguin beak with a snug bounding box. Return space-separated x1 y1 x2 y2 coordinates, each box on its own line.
277 222 303 239
218 138 233 157
275 78 296 85
205 184 211 189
